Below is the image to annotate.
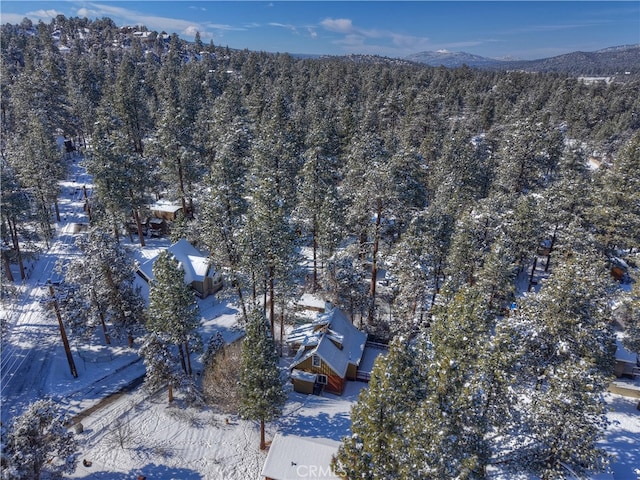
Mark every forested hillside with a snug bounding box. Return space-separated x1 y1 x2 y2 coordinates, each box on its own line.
2 16 640 479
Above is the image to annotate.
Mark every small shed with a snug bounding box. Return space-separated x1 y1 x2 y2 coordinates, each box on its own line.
290 370 317 395
149 200 183 221
261 433 341 480
295 293 327 314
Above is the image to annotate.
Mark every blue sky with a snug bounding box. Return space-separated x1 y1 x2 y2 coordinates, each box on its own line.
2 1 639 59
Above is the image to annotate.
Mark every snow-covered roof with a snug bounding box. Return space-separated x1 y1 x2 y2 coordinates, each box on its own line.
138 239 215 285
149 200 182 214
616 337 638 363
296 293 327 310
290 370 317 383
260 433 341 480
289 308 367 377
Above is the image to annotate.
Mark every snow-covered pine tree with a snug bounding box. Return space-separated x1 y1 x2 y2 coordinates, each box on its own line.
341 131 395 325
139 331 181 403
324 247 370 326
619 280 640 355
591 131 640 256
238 307 286 450
333 335 431 479
242 168 299 338
85 99 155 245
0 159 30 281
499 253 615 478
197 86 251 322
145 250 202 377
202 331 225 367
5 114 64 248
407 287 495 479
61 229 145 345
294 117 341 292
1 399 77 479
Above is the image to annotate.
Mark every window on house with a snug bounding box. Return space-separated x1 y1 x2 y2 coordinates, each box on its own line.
312 354 321 368
317 374 328 385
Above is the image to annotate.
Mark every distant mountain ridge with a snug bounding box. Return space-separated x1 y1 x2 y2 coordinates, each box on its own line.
405 50 503 68
405 44 640 75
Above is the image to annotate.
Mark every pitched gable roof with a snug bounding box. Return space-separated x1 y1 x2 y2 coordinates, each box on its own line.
138 239 214 285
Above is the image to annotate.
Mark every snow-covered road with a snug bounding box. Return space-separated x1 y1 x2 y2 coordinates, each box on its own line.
1 159 96 423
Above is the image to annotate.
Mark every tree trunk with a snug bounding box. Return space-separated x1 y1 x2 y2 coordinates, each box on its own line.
10 216 25 280
528 257 538 292
185 341 192 375
236 283 248 324
177 161 190 219
3 250 14 282
260 418 266 450
54 199 61 222
132 208 145 247
280 304 284 357
368 201 382 325
168 383 174 403
312 220 318 292
83 185 92 221
545 224 558 272
269 267 275 339
113 216 120 243
99 310 111 345
177 343 187 374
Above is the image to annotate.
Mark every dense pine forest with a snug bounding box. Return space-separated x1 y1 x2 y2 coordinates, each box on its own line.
2 16 640 479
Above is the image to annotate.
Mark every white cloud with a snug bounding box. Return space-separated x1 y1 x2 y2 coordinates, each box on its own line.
269 22 299 34
320 17 435 56
25 9 62 19
320 18 354 34
307 27 317 39
1 9 63 24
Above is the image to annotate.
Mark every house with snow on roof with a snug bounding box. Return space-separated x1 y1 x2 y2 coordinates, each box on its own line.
137 238 222 298
287 307 377 395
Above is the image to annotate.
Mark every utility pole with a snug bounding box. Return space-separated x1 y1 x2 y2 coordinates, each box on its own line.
48 285 78 378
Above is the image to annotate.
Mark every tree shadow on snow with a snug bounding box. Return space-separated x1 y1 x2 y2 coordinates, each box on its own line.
73 463 202 479
278 410 351 442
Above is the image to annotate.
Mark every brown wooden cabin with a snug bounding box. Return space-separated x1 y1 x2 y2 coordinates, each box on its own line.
287 308 367 395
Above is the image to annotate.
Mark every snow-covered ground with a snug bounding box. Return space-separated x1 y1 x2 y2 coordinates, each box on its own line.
2 158 639 480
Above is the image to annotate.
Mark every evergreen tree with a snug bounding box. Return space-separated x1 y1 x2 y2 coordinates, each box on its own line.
5 114 64 248
325 247 370 325
0 159 30 281
139 331 181 403
294 116 342 291
590 132 640 256
86 100 155 245
619 280 640 355
539 148 593 272
145 250 202 378
408 287 496 479
243 168 299 338
238 307 286 450
499 254 615 478
1 399 77 479
342 131 394 325
197 87 251 321
333 335 430 479
61 229 144 345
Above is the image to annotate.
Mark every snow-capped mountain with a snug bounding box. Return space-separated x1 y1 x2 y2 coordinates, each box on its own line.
405 44 640 74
